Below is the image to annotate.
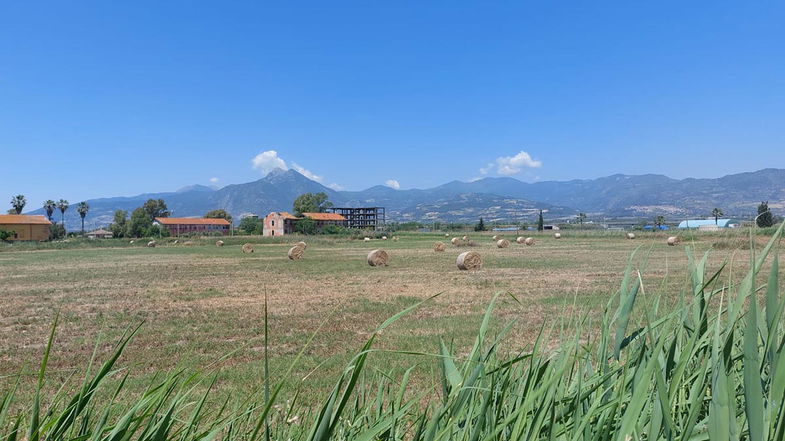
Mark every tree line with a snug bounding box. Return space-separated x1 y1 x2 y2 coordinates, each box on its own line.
8 195 90 239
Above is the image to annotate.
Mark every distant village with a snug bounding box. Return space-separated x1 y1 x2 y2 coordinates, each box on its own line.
0 191 778 242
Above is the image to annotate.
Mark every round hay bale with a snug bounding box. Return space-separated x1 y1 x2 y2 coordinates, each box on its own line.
450 237 460 246
445 233 450 237
524 237 535 246
147 241 156 248
492 235 500 241
382 235 388 240
242 243 254 253
626 233 636 240
516 236 525 244
392 236 399 242
296 241 307 249
129 240 134 244
215 240 224 247
367 249 389 267
434 241 446 252
496 239 510 248
288 245 305 260
553 233 561 239
667 236 680 246
364 237 371 242
462 235 469 241
456 251 482 271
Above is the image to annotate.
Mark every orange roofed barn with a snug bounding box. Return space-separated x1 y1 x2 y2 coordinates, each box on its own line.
154 217 230 236
302 212 346 229
0 215 52 241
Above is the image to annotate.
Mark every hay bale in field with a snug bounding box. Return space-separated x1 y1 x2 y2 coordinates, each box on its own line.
147 241 156 248
667 236 680 246
382 235 388 240
242 243 254 253
367 249 389 267
129 240 134 244
456 251 482 270
626 233 635 240
216 240 224 247
524 237 535 246
434 241 446 252
364 237 371 242
492 235 500 241
553 233 561 239
451 237 460 246
445 233 450 237
288 245 305 260
392 236 399 242
496 239 510 248
296 241 307 249
462 235 469 241
516 236 525 244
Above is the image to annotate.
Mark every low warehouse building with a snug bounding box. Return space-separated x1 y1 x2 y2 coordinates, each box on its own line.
86 228 114 239
678 219 740 229
302 212 346 230
154 217 230 236
0 215 52 241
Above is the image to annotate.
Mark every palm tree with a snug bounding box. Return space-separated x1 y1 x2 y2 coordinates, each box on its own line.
577 212 587 226
654 215 666 230
57 199 69 227
10 195 26 214
711 208 723 225
43 200 56 221
76 201 89 234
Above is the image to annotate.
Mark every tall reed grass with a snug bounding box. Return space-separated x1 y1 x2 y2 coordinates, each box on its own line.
2 224 784 441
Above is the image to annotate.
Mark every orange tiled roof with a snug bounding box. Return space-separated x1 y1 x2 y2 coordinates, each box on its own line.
154 217 230 225
303 212 346 221
271 212 299 220
0 214 52 225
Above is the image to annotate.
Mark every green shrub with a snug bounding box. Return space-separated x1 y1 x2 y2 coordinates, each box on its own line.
0 229 15 241
48 223 65 240
294 218 317 235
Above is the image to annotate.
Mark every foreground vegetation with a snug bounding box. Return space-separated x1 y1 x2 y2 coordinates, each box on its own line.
1 225 785 440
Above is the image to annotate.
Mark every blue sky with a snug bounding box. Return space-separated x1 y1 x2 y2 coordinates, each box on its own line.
2 1 784 207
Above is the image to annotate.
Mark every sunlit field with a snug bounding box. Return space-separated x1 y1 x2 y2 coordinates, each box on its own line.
2 229 781 407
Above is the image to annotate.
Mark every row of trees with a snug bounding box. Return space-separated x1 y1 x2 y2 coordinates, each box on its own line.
10 195 90 237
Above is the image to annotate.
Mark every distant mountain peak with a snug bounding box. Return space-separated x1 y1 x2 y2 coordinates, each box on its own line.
176 184 215 193
265 167 289 177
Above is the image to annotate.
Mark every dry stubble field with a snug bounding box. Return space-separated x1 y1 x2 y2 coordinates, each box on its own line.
1 231 781 406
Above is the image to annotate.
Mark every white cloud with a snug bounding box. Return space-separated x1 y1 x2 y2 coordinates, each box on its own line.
250 149 343 188
291 162 323 183
480 151 542 176
251 150 288 173
385 179 401 189
209 177 219 184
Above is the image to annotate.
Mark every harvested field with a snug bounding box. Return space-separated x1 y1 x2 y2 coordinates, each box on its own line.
0 231 781 407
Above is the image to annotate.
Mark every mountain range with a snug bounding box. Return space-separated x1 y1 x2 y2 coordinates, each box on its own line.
26 168 785 230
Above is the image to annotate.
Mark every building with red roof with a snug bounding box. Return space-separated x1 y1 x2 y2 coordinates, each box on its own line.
154 217 230 236
0 215 52 241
